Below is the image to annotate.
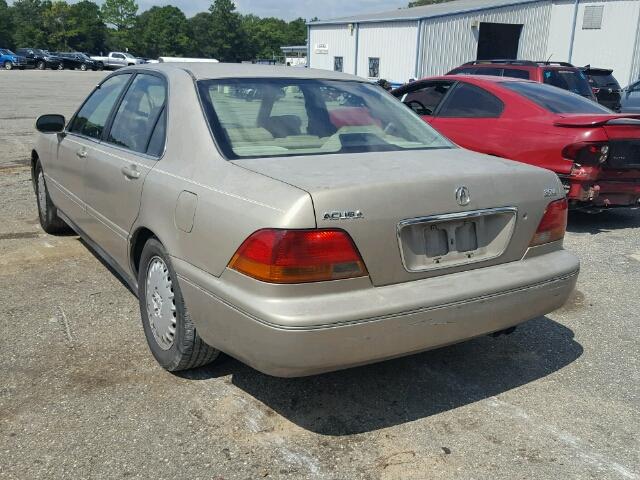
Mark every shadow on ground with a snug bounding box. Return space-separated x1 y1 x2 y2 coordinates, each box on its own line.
182 316 582 436
567 208 640 234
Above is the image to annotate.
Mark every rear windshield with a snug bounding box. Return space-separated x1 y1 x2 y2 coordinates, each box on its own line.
198 78 453 159
587 72 620 89
502 81 611 114
542 69 592 97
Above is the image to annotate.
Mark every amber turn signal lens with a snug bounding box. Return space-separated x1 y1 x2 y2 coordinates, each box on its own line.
228 229 368 284
530 198 568 247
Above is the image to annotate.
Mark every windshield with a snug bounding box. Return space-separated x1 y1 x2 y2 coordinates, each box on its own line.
502 81 612 114
198 78 453 159
124 53 135 59
542 69 592 97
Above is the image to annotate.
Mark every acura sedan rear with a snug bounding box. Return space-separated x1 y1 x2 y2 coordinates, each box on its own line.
32 64 579 376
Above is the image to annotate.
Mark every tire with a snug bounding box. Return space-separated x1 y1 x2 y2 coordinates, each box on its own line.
57 63 64 70
34 162 71 235
80 63 87 71
138 238 219 371
97 63 104 71
37 61 45 70
4 61 13 70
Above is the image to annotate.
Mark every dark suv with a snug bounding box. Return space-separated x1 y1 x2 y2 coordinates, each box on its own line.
54 52 100 71
16 48 61 70
582 67 621 111
447 60 597 101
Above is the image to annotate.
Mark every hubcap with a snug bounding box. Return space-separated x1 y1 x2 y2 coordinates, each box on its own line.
145 257 177 350
37 171 47 219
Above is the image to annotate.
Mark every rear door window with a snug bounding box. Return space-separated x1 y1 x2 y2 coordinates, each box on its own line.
437 82 504 118
542 69 592 97
399 81 453 116
69 74 132 139
473 67 503 76
503 68 530 79
502 81 611 113
106 74 167 154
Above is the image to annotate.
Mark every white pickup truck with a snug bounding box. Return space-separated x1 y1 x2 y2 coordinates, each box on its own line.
89 52 143 70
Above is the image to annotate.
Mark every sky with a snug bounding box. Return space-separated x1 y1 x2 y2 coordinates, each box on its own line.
8 0 409 21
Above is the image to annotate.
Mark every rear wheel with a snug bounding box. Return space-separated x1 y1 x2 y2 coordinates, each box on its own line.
34 162 71 235
80 63 87 71
4 61 13 70
138 238 220 371
57 63 63 70
37 61 46 70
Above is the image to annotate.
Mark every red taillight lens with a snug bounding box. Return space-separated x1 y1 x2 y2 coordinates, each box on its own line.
530 198 568 247
562 141 609 165
228 229 368 283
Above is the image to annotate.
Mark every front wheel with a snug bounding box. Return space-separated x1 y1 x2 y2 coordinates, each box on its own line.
138 238 220 371
4 61 13 70
57 63 63 70
34 163 71 235
80 63 87 71
37 61 46 70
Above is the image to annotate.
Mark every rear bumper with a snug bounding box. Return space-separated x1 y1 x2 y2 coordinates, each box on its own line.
564 177 640 207
175 249 579 377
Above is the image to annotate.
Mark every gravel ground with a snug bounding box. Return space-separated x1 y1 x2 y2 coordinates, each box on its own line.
0 70 638 480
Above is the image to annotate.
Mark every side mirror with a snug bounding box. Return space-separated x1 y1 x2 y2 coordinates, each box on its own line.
36 114 66 134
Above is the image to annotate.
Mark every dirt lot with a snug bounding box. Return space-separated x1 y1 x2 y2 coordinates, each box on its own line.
0 70 638 480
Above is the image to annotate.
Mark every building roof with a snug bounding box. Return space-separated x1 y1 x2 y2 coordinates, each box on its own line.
308 0 544 25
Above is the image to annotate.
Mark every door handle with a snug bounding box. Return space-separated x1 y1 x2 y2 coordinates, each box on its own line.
76 149 87 158
121 164 141 180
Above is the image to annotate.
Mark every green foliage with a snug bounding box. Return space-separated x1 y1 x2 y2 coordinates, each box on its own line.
408 0 455 6
1 0 309 61
132 6 192 58
101 0 138 30
0 0 14 47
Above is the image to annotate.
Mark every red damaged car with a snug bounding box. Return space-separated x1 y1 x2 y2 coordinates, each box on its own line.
392 75 640 209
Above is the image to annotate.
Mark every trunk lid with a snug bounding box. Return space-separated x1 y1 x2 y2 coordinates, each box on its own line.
233 149 561 286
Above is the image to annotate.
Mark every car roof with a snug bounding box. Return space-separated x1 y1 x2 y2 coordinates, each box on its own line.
429 74 529 83
128 62 363 82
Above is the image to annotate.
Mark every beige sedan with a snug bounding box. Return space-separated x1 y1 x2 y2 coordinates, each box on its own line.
32 63 579 377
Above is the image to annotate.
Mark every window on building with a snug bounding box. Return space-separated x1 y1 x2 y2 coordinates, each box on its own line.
438 82 504 118
582 5 604 30
368 57 380 78
334 56 343 72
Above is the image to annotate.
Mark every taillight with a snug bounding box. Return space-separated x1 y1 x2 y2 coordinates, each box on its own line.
228 229 368 283
562 141 609 165
530 198 568 247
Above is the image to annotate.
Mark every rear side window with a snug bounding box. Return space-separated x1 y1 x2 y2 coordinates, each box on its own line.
502 81 611 113
542 69 592 97
438 83 504 118
503 68 530 79
146 108 167 157
473 67 503 76
106 74 167 154
70 74 132 139
450 67 477 75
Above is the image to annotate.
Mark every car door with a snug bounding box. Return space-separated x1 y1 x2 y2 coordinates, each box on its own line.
429 81 508 155
621 82 640 113
111 53 126 67
83 72 167 268
47 73 133 228
395 81 455 123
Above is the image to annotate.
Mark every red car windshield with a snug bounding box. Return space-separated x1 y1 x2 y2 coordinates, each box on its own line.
502 81 611 114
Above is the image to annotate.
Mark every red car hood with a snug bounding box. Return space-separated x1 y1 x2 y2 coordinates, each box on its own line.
553 114 640 127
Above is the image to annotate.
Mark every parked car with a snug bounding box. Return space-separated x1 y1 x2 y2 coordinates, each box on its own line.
448 60 597 101
89 51 142 69
392 75 640 209
15 48 61 70
31 64 578 376
0 48 28 70
582 67 621 111
621 80 640 113
54 52 101 71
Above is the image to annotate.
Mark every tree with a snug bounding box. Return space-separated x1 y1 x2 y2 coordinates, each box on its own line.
10 0 50 48
408 0 454 6
0 0 14 48
188 12 214 57
67 1 107 53
43 1 73 50
207 0 249 62
101 0 137 30
133 6 192 58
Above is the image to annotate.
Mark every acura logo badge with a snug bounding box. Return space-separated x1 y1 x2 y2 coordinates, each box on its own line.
455 186 471 206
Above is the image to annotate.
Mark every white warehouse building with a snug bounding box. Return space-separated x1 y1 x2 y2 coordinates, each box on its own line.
307 0 640 87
